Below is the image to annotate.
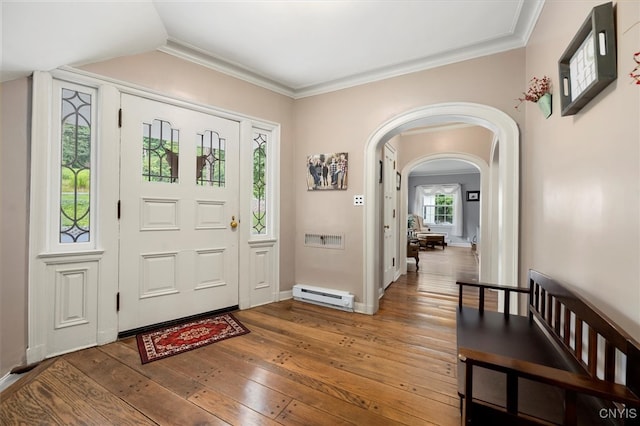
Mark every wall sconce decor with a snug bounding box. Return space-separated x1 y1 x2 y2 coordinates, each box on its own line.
558 2 616 116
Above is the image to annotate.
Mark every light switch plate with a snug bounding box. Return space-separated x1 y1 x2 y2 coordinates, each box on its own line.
353 195 364 206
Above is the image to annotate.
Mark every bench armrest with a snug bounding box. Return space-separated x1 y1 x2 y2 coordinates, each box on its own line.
457 278 530 316
459 346 640 406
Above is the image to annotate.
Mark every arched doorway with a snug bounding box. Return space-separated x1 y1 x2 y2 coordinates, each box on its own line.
399 153 490 280
362 102 519 314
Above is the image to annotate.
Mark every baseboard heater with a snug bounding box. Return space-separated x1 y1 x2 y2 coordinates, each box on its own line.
293 284 354 312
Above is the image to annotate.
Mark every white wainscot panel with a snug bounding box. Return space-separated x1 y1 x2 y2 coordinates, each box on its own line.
140 198 179 231
54 267 89 329
45 259 99 356
195 200 226 229
250 245 274 307
195 248 226 289
140 252 179 298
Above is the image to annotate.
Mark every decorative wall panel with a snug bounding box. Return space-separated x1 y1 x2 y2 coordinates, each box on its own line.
54 267 89 329
44 257 99 356
249 245 274 307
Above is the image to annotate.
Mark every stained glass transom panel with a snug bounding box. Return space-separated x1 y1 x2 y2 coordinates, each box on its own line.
197 130 225 187
252 132 267 235
60 88 92 243
142 119 180 183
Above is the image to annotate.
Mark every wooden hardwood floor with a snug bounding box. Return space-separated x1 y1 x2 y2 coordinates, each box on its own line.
1 247 493 425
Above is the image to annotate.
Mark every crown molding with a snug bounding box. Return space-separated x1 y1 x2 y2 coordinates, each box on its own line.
158 39 296 98
158 1 544 99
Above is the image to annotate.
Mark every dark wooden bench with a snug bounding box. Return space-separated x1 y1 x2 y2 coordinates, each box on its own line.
456 270 640 425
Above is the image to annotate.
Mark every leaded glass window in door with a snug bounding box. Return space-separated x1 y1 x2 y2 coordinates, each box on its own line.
142 119 179 183
197 130 225 186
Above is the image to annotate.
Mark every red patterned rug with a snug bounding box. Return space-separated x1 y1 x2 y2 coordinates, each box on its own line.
136 313 250 364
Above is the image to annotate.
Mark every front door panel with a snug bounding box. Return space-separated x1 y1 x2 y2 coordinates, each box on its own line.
118 94 240 332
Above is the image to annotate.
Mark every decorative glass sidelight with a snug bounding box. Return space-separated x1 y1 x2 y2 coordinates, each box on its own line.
252 132 267 235
142 119 180 183
60 89 92 243
196 130 225 186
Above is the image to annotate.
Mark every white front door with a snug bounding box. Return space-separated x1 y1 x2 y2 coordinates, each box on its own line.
118 94 240 332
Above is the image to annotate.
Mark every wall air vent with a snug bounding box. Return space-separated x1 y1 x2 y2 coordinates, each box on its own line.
304 233 344 249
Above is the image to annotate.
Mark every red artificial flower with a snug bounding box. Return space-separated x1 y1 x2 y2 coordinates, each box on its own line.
515 76 552 109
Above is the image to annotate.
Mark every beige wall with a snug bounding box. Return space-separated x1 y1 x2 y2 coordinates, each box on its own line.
293 49 525 297
520 0 640 338
0 77 31 374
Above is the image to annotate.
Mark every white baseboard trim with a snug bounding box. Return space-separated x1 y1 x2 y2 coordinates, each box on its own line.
0 372 24 392
279 289 293 301
448 242 472 248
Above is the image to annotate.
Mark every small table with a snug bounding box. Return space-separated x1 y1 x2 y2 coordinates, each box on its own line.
417 234 446 250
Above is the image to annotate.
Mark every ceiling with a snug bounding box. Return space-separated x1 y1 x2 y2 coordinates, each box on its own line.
1 0 544 98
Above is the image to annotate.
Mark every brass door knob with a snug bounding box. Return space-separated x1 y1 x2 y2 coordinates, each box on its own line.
230 216 238 229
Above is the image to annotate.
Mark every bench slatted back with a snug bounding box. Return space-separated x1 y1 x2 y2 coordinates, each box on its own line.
529 270 640 397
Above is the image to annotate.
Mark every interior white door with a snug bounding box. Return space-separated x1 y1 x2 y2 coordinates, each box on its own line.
383 144 397 288
118 94 240 332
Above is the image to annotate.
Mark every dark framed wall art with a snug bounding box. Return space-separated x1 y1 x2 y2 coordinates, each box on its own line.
558 2 616 116
466 191 480 202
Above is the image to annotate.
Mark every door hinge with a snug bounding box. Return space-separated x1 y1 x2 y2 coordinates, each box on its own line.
116 292 120 312
393 209 396 218
117 200 121 219
118 108 122 128
393 160 396 169
392 257 395 267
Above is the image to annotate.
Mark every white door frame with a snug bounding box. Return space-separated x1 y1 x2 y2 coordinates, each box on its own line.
361 102 519 315
27 69 280 363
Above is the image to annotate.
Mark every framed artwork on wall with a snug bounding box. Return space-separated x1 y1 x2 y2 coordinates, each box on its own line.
558 2 616 116
467 191 480 202
307 152 348 190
